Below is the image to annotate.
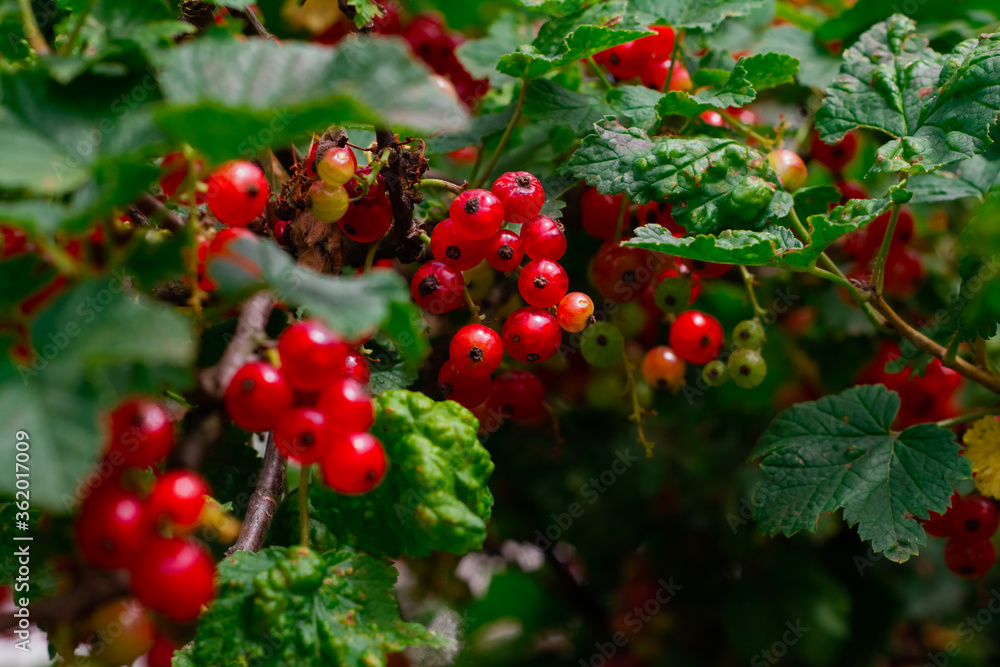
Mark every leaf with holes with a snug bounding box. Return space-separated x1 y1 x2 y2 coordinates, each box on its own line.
626 225 801 266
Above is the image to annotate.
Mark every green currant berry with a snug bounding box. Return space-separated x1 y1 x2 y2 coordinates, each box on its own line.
580 322 624 368
309 181 349 223
654 277 691 314
727 349 767 389
733 319 765 350
702 360 728 386
611 302 647 338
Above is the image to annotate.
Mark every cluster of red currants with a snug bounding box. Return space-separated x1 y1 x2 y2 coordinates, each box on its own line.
923 493 998 578
225 319 386 494
74 398 216 623
591 24 692 92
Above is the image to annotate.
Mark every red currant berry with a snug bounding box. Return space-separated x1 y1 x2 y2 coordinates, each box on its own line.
108 398 174 468
159 152 203 199
271 218 290 246
1 224 29 258
923 508 955 538
277 320 349 392
431 218 488 271
130 537 216 622
641 346 687 391
449 189 505 240
811 130 859 172
224 361 294 432
273 408 333 464
310 180 350 223
343 350 371 384
321 432 388 495
835 180 869 204
317 378 374 436
922 358 963 398
519 259 569 308
949 495 999 542
557 292 595 333
438 359 492 408
728 106 760 126
337 197 393 242
605 41 642 80
147 636 177 667
681 258 731 279
316 146 357 186
147 470 211 530
637 201 685 237
345 165 387 206
700 110 726 127
502 307 561 364
485 229 524 272
669 310 724 365
867 207 916 250
488 370 544 420
767 150 808 191
205 161 269 227
521 215 567 261
641 59 692 91
86 599 155 666
882 246 924 299
581 187 624 240
491 171 545 224
634 25 675 61
76 486 149 569
411 260 465 314
591 242 655 302
449 324 503 378
944 538 995 578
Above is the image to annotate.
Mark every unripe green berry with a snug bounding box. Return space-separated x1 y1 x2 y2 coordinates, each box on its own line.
727 349 767 388
732 319 765 350
654 277 691 314
702 360 728 387
580 322 624 368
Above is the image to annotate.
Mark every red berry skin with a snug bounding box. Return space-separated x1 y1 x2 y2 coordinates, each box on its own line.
224 361 294 432
636 202 685 237
76 486 150 569
669 310 724 365
438 359 492 408
488 370 544 420
949 496 999 543
581 188 623 239
641 59 692 91
882 246 925 299
867 207 916 251
557 292 595 333
130 537 216 622
316 146 358 186
342 350 371 384
321 432 388 495
159 152 204 199
521 215 567 261
431 218 488 271
147 636 177 667
923 510 955 538
518 259 569 308
767 150 808 191
491 172 545 224
836 180 869 204
700 110 726 127
634 25 675 61
605 41 642 80
277 320 349 392
922 358 963 397
317 378 374 436
411 260 466 314
1 224 29 258
811 130 859 172
337 198 394 243
681 258 731 279
147 470 211 530
485 229 524 272
273 408 333 464
449 324 503 378
502 307 562 364
449 189 505 240
205 161 269 227
591 242 655 302
271 219 290 246
345 165 387 206
108 399 175 468
944 538 996 578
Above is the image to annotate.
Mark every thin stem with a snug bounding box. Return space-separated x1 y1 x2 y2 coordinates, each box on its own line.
663 29 683 93
787 208 872 305
472 78 528 189
299 464 310 548
36 236 80 277
943 332 961 366
60 0 96 56
871 203 903 296
18 0 50 54
613 194 629 243
464 285 483 322
467 143 486 187
622 349 654 457
785 207 811 244
935 406 1000 429
419 232 432 246
418 178 466 195
739 265 768 319
587 56 613 90
720 109 773 149
363 238 382 271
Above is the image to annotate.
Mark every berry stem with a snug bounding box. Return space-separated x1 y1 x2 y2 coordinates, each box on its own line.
299 464 311 548
418 178 466 194
622 349 654 457
18 0 50 54
472 78 528 190
935 406 1000 429
36 236 81 277
871 196 906 297
59 0 96 56
613 194 629 243
419 232 432 246
464 285 484 322
719 109 773 149
363 237 383 271
663 29 684 94
586 56 614 90
738 265 768 320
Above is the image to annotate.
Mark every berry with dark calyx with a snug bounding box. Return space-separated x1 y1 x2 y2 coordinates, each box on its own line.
322 432 388 495
342 350 371 384
130 537 216 622
431 218 488 271
273 408 333 464
317 378 374 436
949 495 999 543
591 242 655 302
702 360 728 387
488 370 545 420
485 229 524 272
604 41 642 80
557 292 595 333
438 359 492 408
337 197 393 243
76 486 150 569
641 346 686 392
811 130 859 172
580 322 625 368
345 164 387 206
108 398 175 468
636 201 685 237
225 361 294 432
681 258 731 279
449 324 503 378
653 276 691 314
944 538 995 578
581 187 624 240
277 320 349 392
205 160 269 227
450 189 505 240
767 150 808 191
147 470 211 530
316 146 357 186
502 307 562 364
733 319 765 350
310 180 350 223
411 260 465 314
727 348 767 388
669 310 724 365
521 215 567 261
86 599 155 667
519 259 569 308
491 171 545 224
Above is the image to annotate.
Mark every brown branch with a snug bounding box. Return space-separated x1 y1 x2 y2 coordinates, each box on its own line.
0 570 128 632
225 433 286 556
870 295 1000 395
376 127 424 264
228 6 274 40
132 193 185 233
200 290 275 397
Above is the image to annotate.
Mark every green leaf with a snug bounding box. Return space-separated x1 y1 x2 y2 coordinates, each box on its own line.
606 85 662 131
312 390 494 557
792 185 840 221
908 130 1000 203
952 194 1000 341
816 15 1000 176
630 0 769 30
523 79 613 135
340 0 383 28
756 25 841 89
365 338 416 395
751 385 970 563
154 37 468 162
427 103 516 154
625 225 802 266
779 195 892 269
740 52 800 91
186 546 448 666
566 119 793 233
456 13 536 85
